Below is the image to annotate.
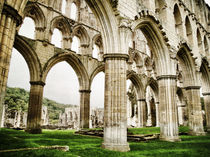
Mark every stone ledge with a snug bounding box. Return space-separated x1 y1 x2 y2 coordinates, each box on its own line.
156 75 177 80
0 145 69 153
159 135 181 142
103 53 129 61
101 142 130 152
185 86 201 90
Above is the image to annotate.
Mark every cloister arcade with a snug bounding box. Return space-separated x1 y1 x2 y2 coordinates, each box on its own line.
0 0 209 152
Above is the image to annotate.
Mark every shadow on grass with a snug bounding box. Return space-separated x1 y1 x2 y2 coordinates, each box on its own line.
0 128 210 157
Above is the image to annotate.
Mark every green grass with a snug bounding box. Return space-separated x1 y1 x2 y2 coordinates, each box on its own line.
128 127 160 135
128 126 190 135
0 128 210 157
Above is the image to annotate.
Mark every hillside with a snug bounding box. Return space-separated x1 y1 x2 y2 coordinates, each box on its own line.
4 87 75 124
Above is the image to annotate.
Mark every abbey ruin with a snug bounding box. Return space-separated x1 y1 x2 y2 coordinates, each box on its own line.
0 0 209 152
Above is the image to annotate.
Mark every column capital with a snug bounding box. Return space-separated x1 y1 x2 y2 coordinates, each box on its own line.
157 75 177 80
185 86 201 90
137 99 146 101
2 4 22 26
202 92 210 96
103 53 129 61
79 89 91 93
30 81 45 86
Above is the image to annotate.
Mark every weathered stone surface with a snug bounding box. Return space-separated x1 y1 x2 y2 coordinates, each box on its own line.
0 0 209 152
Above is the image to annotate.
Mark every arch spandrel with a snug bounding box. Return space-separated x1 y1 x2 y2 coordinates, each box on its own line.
127 71 145 99
42 52 89 90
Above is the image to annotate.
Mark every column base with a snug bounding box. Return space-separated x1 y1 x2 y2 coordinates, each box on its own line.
188 131 206 136
206 127 210 133
25 128 42 134
159 135 181 142
101 142 130 152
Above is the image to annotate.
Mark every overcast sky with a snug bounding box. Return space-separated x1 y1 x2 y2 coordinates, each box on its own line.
7 1 209 107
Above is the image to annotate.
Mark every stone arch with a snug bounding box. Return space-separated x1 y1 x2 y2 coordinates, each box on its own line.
146 77 159 101
92 34 103 60
176 87 188 126
173 4 183 35
23 2 46 30
85 0 120 54
92 34 103 52
132 15 172 75
177 43 199 87
89 64 105 88
185 16 193 46
200 59 210 93
196 28 203 54
127 71 144 99
14 35 41 82
71 0 81 20
50 16 72 41
42 53 89 90
72 25 90 46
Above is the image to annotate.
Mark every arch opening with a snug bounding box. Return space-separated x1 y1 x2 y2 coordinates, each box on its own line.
51 28 62 48
90 72 104 128
70 3 77 20
19 17 35 39
71 36 80 53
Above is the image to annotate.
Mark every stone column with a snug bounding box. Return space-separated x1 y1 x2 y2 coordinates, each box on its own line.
203 92 210 132
79 89 91 129
63 36 72 49
137 99 147 128
158 75 180 142
185 86 205 135
26 81 45 134
102 54 130 152
155 102 160 127
0 4 23 127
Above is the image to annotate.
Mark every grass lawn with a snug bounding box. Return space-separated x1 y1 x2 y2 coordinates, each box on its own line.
0 127 210 157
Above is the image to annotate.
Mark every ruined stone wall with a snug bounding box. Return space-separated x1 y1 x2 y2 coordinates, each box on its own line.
4 106 49 128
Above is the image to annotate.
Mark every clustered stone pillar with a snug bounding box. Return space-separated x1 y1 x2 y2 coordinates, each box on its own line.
185 86 205 135
158 75 180 142
0 3 23 127
79 89 91 129
137 99 147 128
102 54 130 152
26 81 45 134
203 92 210 132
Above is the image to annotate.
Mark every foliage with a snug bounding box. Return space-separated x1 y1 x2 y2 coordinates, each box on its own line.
4 87 75 124
0 128 210 157
4 87 29 112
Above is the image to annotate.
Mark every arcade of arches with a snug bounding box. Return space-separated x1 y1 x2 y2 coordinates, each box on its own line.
0 0 209 152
